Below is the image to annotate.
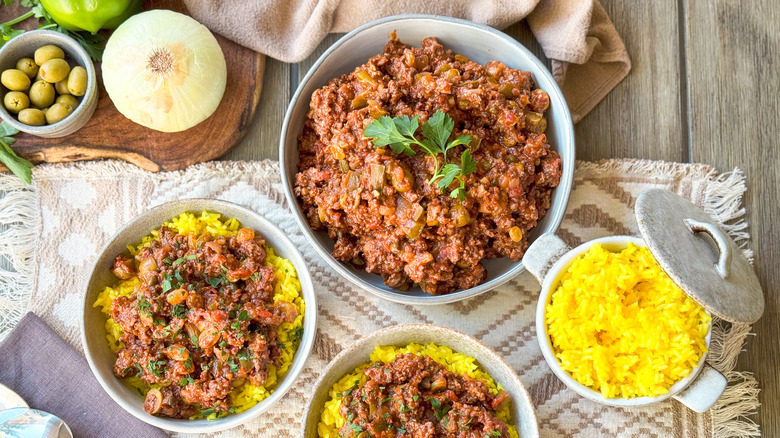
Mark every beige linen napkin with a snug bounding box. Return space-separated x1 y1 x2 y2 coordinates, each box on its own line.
0 158 760 437
182 0 631 123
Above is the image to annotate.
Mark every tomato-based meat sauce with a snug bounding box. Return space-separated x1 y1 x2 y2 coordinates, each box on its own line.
295 34 562 294
339 353 512 437
109 227 297 418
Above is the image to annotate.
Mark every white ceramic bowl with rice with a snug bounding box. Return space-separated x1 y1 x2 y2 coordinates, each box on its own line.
301 324 539 438
526 235 724 412
81 199 317 433
522 189 766 412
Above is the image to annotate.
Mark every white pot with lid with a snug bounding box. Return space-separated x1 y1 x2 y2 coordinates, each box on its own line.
522 188 764 412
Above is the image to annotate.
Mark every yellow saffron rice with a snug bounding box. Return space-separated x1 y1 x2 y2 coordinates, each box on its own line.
92 211 305 419
318 343 519 438
545 243 711 399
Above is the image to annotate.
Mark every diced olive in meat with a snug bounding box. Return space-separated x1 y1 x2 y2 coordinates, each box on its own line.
144 388 163 415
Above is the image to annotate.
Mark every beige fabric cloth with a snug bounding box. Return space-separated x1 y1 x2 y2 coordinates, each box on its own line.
0 159 760 437
182 0 631 123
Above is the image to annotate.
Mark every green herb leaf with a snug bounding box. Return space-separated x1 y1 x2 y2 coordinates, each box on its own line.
364 115 417 156
461 149 476 175
349 423 363 433
206 276 223 288
435 163 462 189
146 360 166 378
364 110 474 202
421 110 453 151
172 304 188 319
0 121 32 184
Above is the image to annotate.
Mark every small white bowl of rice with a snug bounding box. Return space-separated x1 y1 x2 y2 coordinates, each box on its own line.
523 189 766 413
525 234 725 412
301 323 539 438
81 199 317 433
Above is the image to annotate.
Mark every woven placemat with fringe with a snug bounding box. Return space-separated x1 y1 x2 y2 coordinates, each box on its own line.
0 159 760 437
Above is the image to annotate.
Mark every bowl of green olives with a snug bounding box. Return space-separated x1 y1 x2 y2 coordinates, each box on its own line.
0 30 97 137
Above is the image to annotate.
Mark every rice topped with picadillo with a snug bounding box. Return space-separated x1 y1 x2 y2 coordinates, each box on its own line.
94 211 305 419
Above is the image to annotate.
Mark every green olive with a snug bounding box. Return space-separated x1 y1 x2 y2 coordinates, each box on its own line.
54 79 70 95
34 45 64 66
4 91 29 113
55 94 79 109
34 69 43 82
66 66 87 96
1 69 31 91
17 108 45 126
29 80 55 108
39 59 70 83
15 58 38 79
45 102 73 124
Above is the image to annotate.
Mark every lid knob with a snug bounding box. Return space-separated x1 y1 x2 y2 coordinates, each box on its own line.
683 218 731 280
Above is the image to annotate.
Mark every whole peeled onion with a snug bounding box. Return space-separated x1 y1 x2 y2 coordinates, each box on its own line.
102 9 227 133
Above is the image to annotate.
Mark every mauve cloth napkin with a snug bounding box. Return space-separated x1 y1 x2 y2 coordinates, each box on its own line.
0 312 168 438
181 0 630 122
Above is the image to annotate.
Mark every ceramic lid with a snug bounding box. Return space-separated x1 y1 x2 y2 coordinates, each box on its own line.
635 189 764 324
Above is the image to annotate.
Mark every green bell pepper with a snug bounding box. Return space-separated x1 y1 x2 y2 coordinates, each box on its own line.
39 0 142 34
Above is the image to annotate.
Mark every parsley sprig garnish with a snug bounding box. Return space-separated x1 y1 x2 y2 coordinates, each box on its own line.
363 110 475 201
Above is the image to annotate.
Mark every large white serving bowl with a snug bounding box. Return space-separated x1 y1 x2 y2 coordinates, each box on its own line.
280 15 575 305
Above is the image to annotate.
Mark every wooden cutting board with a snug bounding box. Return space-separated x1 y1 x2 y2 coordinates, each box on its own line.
0 0 264 172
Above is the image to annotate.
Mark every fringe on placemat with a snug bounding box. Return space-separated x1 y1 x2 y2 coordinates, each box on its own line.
708 320 761 438
0 174 37 341
700 168 753 262
576 159 753 262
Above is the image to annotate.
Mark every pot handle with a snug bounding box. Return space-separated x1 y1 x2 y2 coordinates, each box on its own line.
522 233 571 284
683 218 732 279
671 364 727 412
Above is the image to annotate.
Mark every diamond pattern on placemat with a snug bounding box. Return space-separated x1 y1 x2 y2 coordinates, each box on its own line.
20 159 753 437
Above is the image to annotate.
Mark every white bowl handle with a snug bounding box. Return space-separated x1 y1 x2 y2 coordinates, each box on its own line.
523 233 571 284
671 364 727 412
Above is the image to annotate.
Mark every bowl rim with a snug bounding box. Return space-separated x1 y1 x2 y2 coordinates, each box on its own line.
300 323 539 438
279 13 575 305
79 199 317 433
535 235 713 407
0 29 97 135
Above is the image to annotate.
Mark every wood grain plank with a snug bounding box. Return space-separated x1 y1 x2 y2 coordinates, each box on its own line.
684 1 780 435
574 0 685 162
222 58 290 162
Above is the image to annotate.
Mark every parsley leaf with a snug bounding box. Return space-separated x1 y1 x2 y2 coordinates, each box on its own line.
0 121 32 183
436 163 462 190
348 423 363 433
429 397 451 420
146 360 166 378
364 110 474 201
363 115 418 156
172 304 188 319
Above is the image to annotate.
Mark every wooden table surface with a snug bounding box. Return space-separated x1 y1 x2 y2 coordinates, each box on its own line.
223 3 780 435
